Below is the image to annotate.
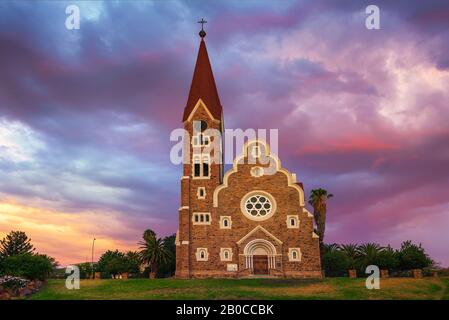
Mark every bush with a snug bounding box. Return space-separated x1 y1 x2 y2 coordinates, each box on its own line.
0 254 54 280
125 251 141 275
397 241 433 270
322 250 350 277
97 250 140 277
76 262 94 279
376 247 399 270
321 241 434 276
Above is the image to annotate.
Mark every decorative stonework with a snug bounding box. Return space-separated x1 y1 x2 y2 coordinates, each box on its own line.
240 191 277 221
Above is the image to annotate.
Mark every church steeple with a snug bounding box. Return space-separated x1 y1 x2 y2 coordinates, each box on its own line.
182 22 222 122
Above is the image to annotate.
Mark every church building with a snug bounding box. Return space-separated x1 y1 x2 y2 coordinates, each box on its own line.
175 25 322 278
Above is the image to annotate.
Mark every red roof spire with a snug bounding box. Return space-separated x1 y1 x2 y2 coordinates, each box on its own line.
183 25 222 122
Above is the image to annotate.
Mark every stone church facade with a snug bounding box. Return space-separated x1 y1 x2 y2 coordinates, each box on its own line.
175 29 322 278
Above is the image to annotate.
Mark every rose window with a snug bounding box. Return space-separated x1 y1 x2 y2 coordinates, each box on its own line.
244 195 272 217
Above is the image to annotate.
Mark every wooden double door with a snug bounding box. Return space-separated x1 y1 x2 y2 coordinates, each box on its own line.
253 255 269 274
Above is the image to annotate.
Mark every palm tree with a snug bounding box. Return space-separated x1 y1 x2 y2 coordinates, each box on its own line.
139 230 172 278
322 243 340 255
308 188 333 255
143 229 156 241
339 243 359 269
357 243 384 269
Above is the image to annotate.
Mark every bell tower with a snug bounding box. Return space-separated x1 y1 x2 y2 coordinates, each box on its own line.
176 20 224 278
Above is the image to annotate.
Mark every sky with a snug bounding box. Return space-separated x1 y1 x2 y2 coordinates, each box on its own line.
0 0 448 266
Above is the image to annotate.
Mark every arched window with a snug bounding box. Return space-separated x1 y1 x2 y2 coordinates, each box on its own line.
196 248 208 261
289 248 301 262
220 248 232 261
220 216 232 229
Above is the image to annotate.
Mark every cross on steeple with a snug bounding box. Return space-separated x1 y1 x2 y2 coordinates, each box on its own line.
198 18 207 38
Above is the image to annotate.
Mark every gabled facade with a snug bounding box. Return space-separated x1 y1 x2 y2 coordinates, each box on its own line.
175 30 322 278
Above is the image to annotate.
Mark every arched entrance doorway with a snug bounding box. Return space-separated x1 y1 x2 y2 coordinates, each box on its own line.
243 239 277 275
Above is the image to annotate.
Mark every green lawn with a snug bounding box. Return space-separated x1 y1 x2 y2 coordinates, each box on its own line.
30 277 449 300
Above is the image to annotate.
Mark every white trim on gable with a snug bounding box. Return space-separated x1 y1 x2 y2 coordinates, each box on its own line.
236 225 283 245
303 208 314 218
184 99 220 123
213 140 305 208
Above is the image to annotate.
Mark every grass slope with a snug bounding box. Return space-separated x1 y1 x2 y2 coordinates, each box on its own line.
30 277 449 300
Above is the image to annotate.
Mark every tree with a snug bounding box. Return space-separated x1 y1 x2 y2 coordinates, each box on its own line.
308 188 333 255
357 243 384 271
397 241 433 270
143 229 156 241
125 251 141 275
139 231 172 278
1 253 54 280
322 250 350 277
0 231 35 258
76 262 94 279
377 245 399 270
156 234 176 278
339 243 359 270
38 254 59 268
322 243 340 255
96 250 129 277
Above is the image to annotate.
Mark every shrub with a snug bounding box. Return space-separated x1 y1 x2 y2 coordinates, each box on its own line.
397 241 433 270
76 262 94 279
322 250 350 277
376 246 399 270
125 251 141 275
96 250 139 277
321 241 435 275
339 244 360 270
0 254 54 280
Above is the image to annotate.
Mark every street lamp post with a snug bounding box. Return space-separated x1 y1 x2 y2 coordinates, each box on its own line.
91 238 96 279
